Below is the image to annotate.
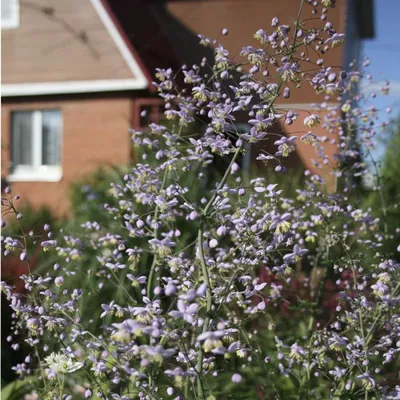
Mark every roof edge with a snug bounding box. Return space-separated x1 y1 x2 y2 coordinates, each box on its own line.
1 0 151 97
355 0 374 39
1 79 148 97
98 0 155 91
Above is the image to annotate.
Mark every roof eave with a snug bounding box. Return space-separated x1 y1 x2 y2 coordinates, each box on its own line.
1 79 148 97
355 0 374 39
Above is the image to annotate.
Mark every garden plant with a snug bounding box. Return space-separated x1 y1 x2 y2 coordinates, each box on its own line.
2 0 400 398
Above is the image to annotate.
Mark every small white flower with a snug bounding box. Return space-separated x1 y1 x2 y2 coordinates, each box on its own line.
44 352 83 374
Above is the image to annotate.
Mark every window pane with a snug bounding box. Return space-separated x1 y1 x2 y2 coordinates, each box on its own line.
42 110 62 166
139 105 152 127
1 0 13 22
1 0 18 26
11 111 33 167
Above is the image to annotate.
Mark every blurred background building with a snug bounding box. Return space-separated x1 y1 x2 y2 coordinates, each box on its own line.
1 0 373 215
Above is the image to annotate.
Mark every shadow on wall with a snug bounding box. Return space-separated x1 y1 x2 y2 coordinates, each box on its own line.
108 0 215 75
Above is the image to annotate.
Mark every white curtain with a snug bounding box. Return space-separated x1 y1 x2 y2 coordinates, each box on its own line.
42 110 62 166
12 111 33 167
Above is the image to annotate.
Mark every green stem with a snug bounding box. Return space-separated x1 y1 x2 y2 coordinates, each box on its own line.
146 169 169 296
147 124 184 297
195 147 243 398
195 221 212 399
290 0 305 61
365 147 388 234
203 147 242 217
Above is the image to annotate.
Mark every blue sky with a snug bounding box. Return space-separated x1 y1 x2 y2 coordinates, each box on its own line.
362 0 400 119
360 0 400 159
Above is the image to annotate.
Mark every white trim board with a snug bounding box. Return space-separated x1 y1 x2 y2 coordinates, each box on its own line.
8 169 63 182
1 0 148 96
2 79 148 96
274 103 340 110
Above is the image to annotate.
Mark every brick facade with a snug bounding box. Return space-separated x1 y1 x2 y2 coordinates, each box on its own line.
2 96 132 216
1 0 373 215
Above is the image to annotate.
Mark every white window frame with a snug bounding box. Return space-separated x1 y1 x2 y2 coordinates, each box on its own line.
8 110 63 182
1 0 19 30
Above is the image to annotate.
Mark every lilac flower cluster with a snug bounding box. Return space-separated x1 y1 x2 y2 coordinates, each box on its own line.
1 1 399 399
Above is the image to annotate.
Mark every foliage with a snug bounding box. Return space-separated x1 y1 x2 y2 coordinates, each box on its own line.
361 118 400 260
2 2 400 399
1 204 57 385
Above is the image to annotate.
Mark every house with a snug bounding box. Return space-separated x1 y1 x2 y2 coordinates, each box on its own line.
1 0 374 216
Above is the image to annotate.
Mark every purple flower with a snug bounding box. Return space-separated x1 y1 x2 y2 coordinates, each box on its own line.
274 136 297 157
329 367 347 380
270 213 292 234
283 245 308 264
232 373 242 383
41 240 57 251
278 25 290 37
276 63 299 82
126 274 147 287
165 367 195 377
54 277 64 287
149 238 176 257
289 343 306 360
301 132 317 144
325 33 345 48
179 283 207 301
192 84 210 102
111 319 142 342
27 318 40 331
197 330 226 352
248 114 273 136
304 114 320 128
100 301 115 318
169 300 199 325
143 345 175 359
357 373 376 391
254 29 268 44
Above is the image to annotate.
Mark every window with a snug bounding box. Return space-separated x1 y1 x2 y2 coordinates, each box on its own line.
132 98 164 130
1 0 19 29
9 110 63 182
139 105 153 128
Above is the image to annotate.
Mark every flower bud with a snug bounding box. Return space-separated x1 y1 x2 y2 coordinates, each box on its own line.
55 277 64 287
232 373 242 383
165 284 176 296
209 239 218 248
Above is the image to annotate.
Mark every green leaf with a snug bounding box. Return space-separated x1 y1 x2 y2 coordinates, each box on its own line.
1 378 39 400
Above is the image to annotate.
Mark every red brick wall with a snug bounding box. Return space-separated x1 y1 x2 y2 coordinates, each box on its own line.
1 96 133 216
286 109 339 189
